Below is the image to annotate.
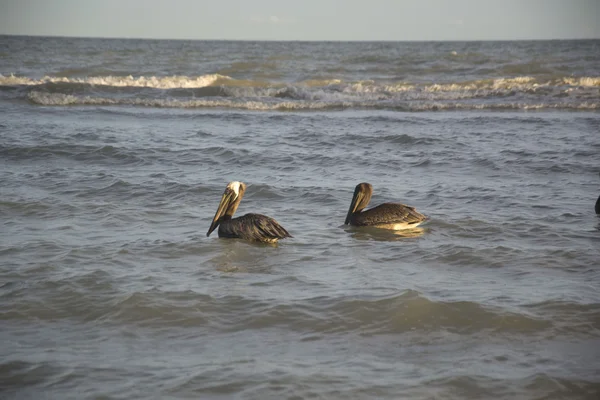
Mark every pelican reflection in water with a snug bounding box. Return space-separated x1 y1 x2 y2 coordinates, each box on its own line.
207 181 292 243
345 182 428 230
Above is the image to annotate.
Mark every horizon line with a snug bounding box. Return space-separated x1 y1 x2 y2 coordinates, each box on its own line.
1 33 599 43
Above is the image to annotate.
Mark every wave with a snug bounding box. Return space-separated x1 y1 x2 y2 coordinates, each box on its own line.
0 143 148 165
25 91 599 111
0 73 231 89
21 287 600 341
0 200 52 217
2 73 598 111
3 73 599 91
0 74 600 91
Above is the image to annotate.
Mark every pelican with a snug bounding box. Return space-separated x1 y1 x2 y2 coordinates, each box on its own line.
207 181 292 243
596 172 600 215
345 182 428 230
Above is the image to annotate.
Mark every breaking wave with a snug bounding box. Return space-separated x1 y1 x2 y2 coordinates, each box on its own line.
26 91 598 111
3 73 599 91
2 73 599 111
0 73 231 89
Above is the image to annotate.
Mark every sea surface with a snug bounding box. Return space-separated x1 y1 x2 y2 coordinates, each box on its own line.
1 36 600 399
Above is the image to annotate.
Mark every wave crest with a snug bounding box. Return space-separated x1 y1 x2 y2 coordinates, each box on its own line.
0 73 231 89
2 72 597 112
3 73 600 91
26 91 598 111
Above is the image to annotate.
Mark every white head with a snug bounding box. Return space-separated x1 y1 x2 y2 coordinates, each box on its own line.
226 181 242 198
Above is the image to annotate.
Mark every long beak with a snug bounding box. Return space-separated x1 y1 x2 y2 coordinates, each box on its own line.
345 191 362 225
207 191 234 236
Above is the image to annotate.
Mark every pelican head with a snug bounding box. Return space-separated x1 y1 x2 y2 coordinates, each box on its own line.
207 181 247 236
345 182 374 224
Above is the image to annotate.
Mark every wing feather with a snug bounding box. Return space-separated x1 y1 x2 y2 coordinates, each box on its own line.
221 213 292 242
352 203 427 226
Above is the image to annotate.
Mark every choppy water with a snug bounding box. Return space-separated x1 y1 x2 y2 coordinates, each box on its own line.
1 36 600 400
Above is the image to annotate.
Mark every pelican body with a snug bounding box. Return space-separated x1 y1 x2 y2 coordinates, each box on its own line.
596 172 600 215
345 182 427 230
207 181 291 243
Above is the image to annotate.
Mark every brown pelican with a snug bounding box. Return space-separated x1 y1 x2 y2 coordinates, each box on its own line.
207 181 292 243
596 172 600 214
345 182 428 230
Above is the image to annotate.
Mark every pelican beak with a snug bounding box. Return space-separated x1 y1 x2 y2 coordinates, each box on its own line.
345 190 363 225
207 189 235 236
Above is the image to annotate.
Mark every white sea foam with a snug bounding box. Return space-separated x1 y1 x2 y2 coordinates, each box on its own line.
336 76 600 94
302 79 343 87
561 77 600 87
26 91 348 110
27 91 597 111
8 71 599 111
3 73 599 91
0 74 230 89
3 73 600 98
344 77 542 94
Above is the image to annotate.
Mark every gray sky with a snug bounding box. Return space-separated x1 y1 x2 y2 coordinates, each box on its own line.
1 0 598 41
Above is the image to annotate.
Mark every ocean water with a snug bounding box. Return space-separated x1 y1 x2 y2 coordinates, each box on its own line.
1 36 600 399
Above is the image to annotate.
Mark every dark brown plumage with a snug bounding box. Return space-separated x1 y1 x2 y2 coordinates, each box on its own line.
596 172 600 215
345 182 427 229
207 181 291 243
